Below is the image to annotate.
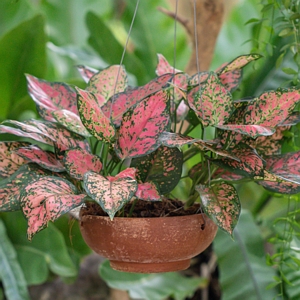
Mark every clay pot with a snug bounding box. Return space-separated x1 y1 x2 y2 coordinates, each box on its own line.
80 212 218 273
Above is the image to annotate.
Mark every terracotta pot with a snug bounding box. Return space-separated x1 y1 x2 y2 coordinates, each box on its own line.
80 212 218 273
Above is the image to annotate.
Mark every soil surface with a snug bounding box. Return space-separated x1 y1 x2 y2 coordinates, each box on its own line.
81 198 202 218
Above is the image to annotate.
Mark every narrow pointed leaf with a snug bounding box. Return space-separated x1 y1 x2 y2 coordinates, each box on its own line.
135 182 161 201
101 73 173 126
158 132 205 147
52 109 91 137
131 146 183 194
115 90 170 159
87 65 127 102
215 124 275 139
243 88 300 126
188 72 233 126
77 88 115 143
14 145 64 172
76 65 98 83
83 171 137 220
196 183 241 235
63 148 102 180
0 142 29 178
20 176 86 240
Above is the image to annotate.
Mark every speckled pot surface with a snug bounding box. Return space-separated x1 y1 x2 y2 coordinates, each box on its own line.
80 212 218 273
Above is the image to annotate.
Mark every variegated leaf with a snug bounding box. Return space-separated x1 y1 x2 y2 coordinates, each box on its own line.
196 183 241 235
83 170 137 220
213 146 265 178
217 54 262 74
135 182 161 201
52 109 91 137
101 73 173 126
215 124 275 139
76 65 98 83
20 176 86 240
187 72 233 126
77 88 115 143
278 112 300 126
189 72 209 86
26 74 78 121
243 88 300 126
63 148 102 180
218 69 242 92
0 142 29 178
115 90 170 159
0 164 52 212
158 132 204 147
156 53 183 75
14 145 65 172
87 65 128 102
131 146 183 194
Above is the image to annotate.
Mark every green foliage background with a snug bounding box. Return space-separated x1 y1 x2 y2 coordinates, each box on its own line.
0 0 300 299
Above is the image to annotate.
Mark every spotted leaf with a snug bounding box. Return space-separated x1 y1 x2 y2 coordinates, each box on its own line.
52 109 91 137
0 164 53 212
196 183 241 235
83 170 137 220
243 88 300 126
20 176 86 240
0 142 29 178
14 145 64 172
77 88 115 143
215 124 275 139
76 65 98 83
63 148 102 180
115 90 170 159
135 182 161 201
187 72 233 126
188 72 209 86
87 65 127 102
213 146 265 178
101 73 173 126
26 74 78 121
218 69 242 92
158 132 205 147
131 146 183 194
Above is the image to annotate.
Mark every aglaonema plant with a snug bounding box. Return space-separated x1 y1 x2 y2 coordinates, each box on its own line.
1 53 300 240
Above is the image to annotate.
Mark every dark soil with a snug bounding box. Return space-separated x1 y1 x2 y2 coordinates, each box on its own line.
81 198 202 218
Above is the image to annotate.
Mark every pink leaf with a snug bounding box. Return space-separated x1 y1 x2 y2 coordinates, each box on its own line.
83 171 137 220
52 109 91 137
196 183 241 235
20 176 86 240
87 65 128 102
77 88 115 143
0 142 29 178
115 90 170 159
63 149 102 180
218 69 242 92
135 182 161 201
101 73 174 126
188 72 233 126
76 65 98 83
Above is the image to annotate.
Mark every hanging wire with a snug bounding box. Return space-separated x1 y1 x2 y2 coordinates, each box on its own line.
110 0 140 119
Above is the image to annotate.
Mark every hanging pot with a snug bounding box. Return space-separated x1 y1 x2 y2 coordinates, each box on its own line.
80 209 218 273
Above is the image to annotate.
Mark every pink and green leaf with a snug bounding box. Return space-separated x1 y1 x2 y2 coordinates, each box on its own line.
83 171 137 220
115 90 170 159
187 72 233 126
278 112 300 126
131 146 183 194
135 182 161 201
0 142 29 178
87 65 128 102
196 183 241 235
76 65 98 83
77 88 115 143
101 73 173 126
52 109 91 137
63 148 102 180
20 176 86 240
218 69 242 92
14 145 65 172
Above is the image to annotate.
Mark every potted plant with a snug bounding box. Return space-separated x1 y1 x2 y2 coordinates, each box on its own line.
0 52 300 273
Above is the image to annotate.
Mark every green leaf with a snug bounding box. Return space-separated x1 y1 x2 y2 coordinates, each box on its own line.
99 260 205 300
214 210 278 300
0 219 30 300
282 67 298 75
0 15 46 120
